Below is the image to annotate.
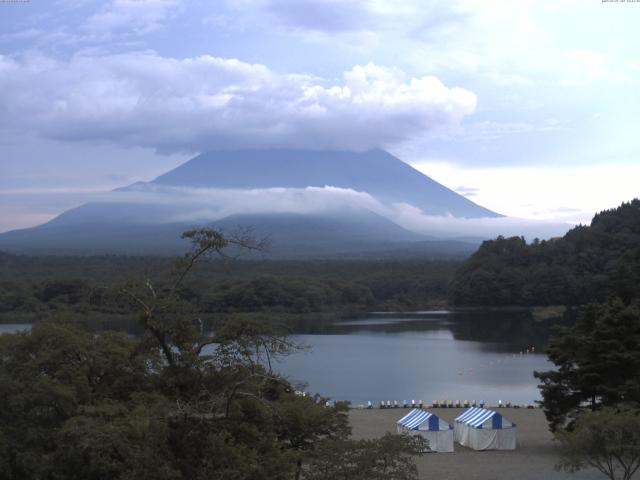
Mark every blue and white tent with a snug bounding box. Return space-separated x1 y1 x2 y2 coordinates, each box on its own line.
454 407 516 450
396 409 454 452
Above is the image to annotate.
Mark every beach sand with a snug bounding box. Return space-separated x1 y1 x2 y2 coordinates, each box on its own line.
349 407 603 480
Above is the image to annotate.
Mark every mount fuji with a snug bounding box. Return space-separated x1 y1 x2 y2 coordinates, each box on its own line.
0 149 500 258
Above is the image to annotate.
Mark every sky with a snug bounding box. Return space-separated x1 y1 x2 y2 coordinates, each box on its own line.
0 0 639 233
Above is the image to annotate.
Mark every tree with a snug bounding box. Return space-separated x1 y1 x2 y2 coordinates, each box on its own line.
0 228 422 479
556 406 640 480
534 299 640 431
449 199 640 307
303 433 427 480
119 227 269 369
0 319 161 479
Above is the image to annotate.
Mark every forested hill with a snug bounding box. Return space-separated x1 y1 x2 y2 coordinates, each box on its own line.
0 254 458 323
449 199 640 306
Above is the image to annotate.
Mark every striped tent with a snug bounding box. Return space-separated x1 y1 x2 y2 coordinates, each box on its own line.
396 409 453 452
454 407 516 450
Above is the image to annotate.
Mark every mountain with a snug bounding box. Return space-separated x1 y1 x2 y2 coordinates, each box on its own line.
148 149 500 218
211 212 479 259
0 208 480 258
449 199 640 306
0 149 497 258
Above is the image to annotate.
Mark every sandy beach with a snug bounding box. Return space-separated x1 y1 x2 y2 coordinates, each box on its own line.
349 407 604 480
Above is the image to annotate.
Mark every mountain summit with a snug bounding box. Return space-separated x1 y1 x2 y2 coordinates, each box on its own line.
148 149 499 218
0 149 500 257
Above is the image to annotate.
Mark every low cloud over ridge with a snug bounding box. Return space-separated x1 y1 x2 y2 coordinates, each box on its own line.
0 53 476 153
100 184 570 240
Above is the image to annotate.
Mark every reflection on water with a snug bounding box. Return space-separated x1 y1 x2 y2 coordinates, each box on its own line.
1 309 565 405
276 310 563 405
0 324 32 334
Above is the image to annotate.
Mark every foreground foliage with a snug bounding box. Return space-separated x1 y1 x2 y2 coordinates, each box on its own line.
0 229 424 480
556 407 640 480
0 318 353 479
534 299 640 431
304 434 427 480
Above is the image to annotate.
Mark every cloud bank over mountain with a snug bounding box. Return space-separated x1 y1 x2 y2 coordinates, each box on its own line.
82 183 569 240
2 0 637 233
0 53 475 153
0 147 571 256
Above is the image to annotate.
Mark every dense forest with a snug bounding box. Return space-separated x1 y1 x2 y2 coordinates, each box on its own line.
0 229 426 479
4 199 639 319
437 199 640 465
2 204 640 478
449 199 640 306
0 253 458 326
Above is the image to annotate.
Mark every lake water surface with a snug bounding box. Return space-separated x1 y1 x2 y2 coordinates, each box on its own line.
275 310 555 405
1 309 557 405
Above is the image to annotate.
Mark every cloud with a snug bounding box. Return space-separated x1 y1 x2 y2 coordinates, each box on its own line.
104 184 387 222
224 0 466 38
84 0 178 37
389 202 570 240
219 0 637 89
411 161 640 224
0 52 476 153
0 179 571 239
455 185 479 197
242 0 374 33
91 184 571 240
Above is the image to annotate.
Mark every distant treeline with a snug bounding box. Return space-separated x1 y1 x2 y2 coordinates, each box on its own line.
449 199 640 306
0 253 458 322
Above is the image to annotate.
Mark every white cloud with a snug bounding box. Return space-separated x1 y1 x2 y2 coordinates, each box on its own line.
225 0 465 36
86 184 571 240
220 0 470 53
112 184 386 222
389 203 570 240
426 120 564 144
411 161 640 224
0 52 476 153
455 185 479 197
0 179 572 239
84 0 178 37
232 0 375 33
221 0 638 86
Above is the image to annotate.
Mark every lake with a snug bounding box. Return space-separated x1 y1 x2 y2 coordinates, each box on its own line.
1 309 558 406
275 310 556 405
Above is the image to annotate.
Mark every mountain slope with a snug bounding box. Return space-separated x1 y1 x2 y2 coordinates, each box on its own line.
0 149 499 257
149 149 500 218
0 209 478 258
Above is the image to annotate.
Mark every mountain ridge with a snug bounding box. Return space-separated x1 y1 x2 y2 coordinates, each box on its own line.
146 149 500 218
0 148 499 258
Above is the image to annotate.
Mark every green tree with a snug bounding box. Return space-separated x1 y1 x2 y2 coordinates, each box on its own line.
303 433 427 480
0 319 158 479
556 406 640 480
535 299 640 431
1 228 421 479
449 199 640 307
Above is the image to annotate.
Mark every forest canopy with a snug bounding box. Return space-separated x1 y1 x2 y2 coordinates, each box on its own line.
0 228 426 480
449 199 640 306
0 254 457 325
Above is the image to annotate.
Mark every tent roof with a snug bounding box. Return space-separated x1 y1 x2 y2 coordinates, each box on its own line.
455 407 508 428
397 409 441 430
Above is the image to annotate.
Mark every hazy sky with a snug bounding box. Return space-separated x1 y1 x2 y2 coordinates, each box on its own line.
1 0 639 232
